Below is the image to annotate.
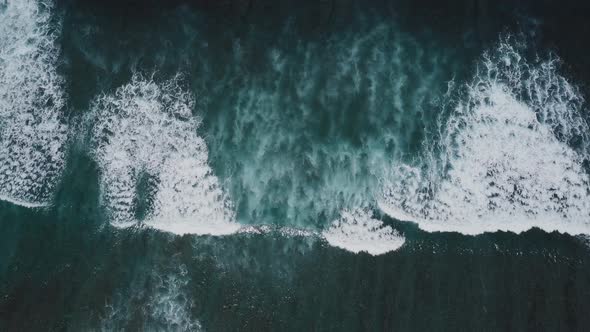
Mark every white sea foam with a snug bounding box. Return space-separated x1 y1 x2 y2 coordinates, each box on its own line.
225 213 405 256
0 0 68 206
380 40 590 235
237 224 317 237
322 208 405 255
91 74 238 235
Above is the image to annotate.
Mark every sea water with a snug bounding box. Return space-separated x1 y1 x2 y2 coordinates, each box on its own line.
1 0 590 330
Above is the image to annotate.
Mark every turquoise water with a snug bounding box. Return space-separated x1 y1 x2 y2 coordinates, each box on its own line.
2 0 590 330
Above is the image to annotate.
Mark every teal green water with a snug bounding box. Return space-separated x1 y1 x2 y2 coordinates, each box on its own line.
2 0 590 331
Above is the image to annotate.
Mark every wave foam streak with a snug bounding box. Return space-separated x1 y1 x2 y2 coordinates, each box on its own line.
380 41 590 235
0 0 68 206
91 74 238 235
100 264 202 332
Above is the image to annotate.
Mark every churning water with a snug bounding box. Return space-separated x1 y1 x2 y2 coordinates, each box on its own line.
2 0 590 330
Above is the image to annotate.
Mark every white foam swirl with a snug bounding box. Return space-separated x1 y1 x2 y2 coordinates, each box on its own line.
380 40 590 235
91 74 238 235
0 0 68 206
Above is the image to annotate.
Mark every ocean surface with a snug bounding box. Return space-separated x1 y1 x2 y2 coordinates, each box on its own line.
2 0 590 330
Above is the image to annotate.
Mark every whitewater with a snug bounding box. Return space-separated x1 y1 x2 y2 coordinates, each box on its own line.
380 39 590 236
2 0 590 260
87 73 404 255
0 0 68 207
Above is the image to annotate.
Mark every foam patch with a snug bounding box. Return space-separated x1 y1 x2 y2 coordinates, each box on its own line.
322 208 405 255
91 74 238 235
0 0 68 206
380 41 590 235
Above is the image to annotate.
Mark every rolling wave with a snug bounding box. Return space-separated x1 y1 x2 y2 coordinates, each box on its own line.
90 74 239 235
380 39 590 235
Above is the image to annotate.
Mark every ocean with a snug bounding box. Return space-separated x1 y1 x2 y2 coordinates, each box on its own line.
1 0 590 330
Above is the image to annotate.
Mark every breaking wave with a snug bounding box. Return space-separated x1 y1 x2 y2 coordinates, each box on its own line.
90 74 238 235
234 208 405 256
87 73 405 255
380 40 590 235
0 0 68 207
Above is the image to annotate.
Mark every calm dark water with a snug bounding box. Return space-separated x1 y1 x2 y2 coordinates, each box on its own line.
2 0 590 331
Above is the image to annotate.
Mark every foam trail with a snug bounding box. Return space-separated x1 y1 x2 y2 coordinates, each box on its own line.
380 40 590 235
322 208 405 255
0 0 68 207
91 74 239 235
146 265 203 331
100 265 202 331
